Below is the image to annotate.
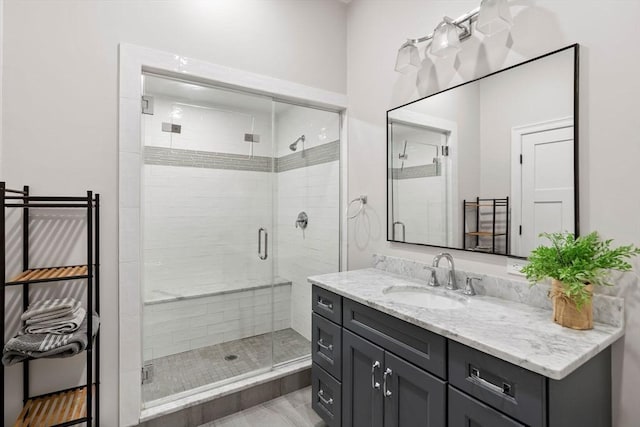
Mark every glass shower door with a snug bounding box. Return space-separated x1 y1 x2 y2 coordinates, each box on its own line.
141 75 275 405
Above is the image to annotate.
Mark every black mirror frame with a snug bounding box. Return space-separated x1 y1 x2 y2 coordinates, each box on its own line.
386 44 580 259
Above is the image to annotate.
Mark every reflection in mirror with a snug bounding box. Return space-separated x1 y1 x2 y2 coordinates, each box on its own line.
387 45 578 258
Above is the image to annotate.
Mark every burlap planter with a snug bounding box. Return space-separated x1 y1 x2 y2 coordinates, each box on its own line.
549 280 593 330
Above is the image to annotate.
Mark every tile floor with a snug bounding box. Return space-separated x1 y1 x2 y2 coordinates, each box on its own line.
198 386 326 427
143 328 311 402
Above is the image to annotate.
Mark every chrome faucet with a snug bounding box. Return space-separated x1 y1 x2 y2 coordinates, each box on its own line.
464 277 481 296
432 253 457 290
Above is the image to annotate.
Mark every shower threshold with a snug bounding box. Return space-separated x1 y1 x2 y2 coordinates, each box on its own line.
142 328 311 405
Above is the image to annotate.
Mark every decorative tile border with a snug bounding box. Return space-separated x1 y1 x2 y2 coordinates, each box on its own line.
144 146 273 172
390 163 440 180
143 140 340 173
276 140 340 172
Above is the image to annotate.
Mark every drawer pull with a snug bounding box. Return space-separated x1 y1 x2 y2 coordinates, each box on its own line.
383 368 393 397
317 339 333 352
317 389 334 406
371 361 381 389
470 366 514 397
317 298 334 311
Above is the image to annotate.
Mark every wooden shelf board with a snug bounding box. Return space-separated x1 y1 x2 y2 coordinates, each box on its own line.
14 386 87 427
465 232 507 237
7 266 88 285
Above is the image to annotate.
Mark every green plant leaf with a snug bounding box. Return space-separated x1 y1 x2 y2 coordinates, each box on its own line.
521 231 640 307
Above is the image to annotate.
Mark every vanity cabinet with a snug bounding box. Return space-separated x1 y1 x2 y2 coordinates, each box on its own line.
448 386 525 427
341 329 446 427
311 285 612 427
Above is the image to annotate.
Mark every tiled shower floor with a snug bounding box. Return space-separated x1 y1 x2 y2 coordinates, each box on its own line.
142 328 311 403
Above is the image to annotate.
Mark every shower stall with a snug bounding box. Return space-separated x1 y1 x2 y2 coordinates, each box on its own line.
139 74 341 406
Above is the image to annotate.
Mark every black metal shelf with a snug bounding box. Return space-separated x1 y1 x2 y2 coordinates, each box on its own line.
463 197 510 255
1 183 100 426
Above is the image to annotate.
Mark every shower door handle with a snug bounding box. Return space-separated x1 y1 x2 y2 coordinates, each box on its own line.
258 228 268 260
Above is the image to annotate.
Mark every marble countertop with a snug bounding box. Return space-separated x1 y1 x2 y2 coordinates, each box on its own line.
308 268 624 380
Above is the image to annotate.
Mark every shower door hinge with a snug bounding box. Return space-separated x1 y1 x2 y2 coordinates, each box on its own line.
141 95 154 115
520 154 523 164
519 225 522 235
142 364 154 384
442 146 450 156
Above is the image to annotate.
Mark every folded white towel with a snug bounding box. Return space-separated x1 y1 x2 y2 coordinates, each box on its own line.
21 298 81 322
25 306 82 325
24 308 86 335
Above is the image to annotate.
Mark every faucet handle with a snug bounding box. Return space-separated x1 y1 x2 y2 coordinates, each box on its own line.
464 277 481 296
426 268 438 287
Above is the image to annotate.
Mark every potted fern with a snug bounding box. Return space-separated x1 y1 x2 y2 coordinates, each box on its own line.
521 231 640 330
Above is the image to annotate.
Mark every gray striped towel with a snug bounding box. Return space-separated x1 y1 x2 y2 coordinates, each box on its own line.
24 307 86 335
2 312 100 366
20 298 81 322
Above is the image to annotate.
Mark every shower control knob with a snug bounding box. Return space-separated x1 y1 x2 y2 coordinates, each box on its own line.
295 212 308 229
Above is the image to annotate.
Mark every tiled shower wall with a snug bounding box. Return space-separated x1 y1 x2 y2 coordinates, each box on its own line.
274 106 340 341
142 97 340 356
143 97 274 299
143 284 291 360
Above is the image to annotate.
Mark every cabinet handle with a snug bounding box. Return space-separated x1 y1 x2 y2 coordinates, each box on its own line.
383 368 392 397
371 361 381 390
317 338 333 352
317 389 334 406
317 298 333 311
470 366 513 396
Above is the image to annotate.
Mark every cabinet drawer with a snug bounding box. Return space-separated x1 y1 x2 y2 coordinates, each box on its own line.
312 286 342 324
312 363 342 427
312 313 342 380
449 341 545 427
343 299 446 379
449 386 526 427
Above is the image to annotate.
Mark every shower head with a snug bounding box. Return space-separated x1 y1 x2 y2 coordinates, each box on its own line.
289 135 306 152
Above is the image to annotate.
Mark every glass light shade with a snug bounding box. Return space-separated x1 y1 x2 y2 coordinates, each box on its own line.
395 42 421 73
429 21 461 58
476 0 513 36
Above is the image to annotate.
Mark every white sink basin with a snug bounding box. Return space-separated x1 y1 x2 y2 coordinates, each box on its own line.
382 285 467 310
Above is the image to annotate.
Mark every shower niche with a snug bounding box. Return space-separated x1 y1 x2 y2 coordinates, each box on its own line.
140 74 341 406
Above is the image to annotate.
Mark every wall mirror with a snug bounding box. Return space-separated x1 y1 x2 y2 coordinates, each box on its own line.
387 44 578 258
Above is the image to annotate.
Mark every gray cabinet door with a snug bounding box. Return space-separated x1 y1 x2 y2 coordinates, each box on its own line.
383 352 446 427
449 386 525 427
343 329 384 427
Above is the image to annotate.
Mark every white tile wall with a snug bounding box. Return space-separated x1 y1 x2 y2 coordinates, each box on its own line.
143 165 273 297
275 160 340 341
143 284 291 360
144 96 273 157
142 95 341 360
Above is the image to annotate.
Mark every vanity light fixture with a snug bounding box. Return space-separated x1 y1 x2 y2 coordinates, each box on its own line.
394 0 512 73
430 17 466 58
394 39 421 73
476 0 513 35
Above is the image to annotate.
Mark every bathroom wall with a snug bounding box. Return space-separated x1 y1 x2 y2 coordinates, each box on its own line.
346 1 640 425
0 1 347 424
274 105 341 341
479 46 574 197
